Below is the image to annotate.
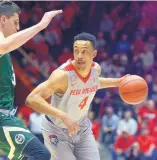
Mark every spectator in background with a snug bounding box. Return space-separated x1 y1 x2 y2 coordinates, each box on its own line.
117 110 137 136
49 57 59 72
130 1 141 22
130 55 144 76
101 107 119 145
152 84 157 103
32 2 43 24
132 35 145 56
141 2 157 27
137 117 150 135
154 49 157 62
95 48 108 64
88 111 100 145
119 53 128 74
116 34 131 55
29 112 44 143
108 31 117 54
92 88 106 118
112 128 135 160
138 100 157 120
151 121 157 145
24 52 40 85
110 3 124 23
33 33 49 57
38 54 58 79
126 143 141 160
109 64 121 78
136 127 157 160
64 2 80 28
40 61 51 79
96 32 106 49
100 12 113 39
99 51 113 77
145 75 153 98
44 21 62 47
146 36 156 52
140 45 154 68
20 8 32 28
58 47 73 64
17 104 33 126
138 12 150 34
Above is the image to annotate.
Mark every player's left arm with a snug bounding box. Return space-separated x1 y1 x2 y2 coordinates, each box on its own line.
95 63 128 89
98 77 122 89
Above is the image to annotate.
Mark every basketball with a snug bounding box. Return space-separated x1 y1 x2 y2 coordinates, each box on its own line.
119 75 148 104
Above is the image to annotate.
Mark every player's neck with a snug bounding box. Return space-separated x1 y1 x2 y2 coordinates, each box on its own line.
0 29 4 36
76 69 91 78
72 61 91 78
0 29 7 37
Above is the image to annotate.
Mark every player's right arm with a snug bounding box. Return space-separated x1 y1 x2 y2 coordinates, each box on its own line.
0 10 62 55
25 69 80 136
95 63 130 89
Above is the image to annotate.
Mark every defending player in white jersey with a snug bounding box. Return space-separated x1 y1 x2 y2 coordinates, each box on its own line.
26 32 128 160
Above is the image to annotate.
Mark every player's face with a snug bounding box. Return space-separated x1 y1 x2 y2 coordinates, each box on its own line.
73 40 97 70
122 132 128 138
0 13 19 37
124 111 131 119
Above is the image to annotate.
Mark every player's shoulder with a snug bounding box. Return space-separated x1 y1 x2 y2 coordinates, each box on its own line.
47 69 68 91
59 59 74 72
92 62 100 68
49 69 67 82
0 31 4 41
92 61 101 76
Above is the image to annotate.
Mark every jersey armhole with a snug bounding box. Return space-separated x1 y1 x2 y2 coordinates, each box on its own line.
58 69 72 97
92 63 101 89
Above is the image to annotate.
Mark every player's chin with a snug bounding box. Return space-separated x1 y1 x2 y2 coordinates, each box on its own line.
14 30 17 34
76 63 85 69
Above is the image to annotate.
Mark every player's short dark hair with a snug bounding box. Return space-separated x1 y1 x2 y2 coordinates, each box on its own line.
74 32 96 49
0 1 21 17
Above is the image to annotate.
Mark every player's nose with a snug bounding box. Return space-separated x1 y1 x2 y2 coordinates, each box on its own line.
78 52 83 59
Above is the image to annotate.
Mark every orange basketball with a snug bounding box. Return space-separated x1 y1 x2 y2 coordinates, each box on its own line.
119 75 148 105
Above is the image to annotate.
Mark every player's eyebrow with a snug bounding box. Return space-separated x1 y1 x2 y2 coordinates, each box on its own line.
82 46 88 49
74 46 88 49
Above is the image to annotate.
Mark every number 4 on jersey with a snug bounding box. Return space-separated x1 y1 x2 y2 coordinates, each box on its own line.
78 96 89 109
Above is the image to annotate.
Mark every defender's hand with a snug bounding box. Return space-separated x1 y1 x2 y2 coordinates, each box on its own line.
38 10 63 29
62 115 80 137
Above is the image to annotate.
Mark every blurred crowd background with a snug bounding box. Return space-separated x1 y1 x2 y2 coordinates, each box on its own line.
1 1 157 160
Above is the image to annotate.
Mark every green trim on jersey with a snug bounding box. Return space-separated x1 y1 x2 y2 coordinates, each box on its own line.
0 113 36 159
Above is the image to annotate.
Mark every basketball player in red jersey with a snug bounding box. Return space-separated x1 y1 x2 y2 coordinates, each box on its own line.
26 32 128 160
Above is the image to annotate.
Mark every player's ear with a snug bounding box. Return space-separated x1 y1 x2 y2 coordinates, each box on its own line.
93 50 97 58
0 15 7 24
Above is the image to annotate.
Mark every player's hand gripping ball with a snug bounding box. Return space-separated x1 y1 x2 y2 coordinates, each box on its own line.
119 75 148 104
